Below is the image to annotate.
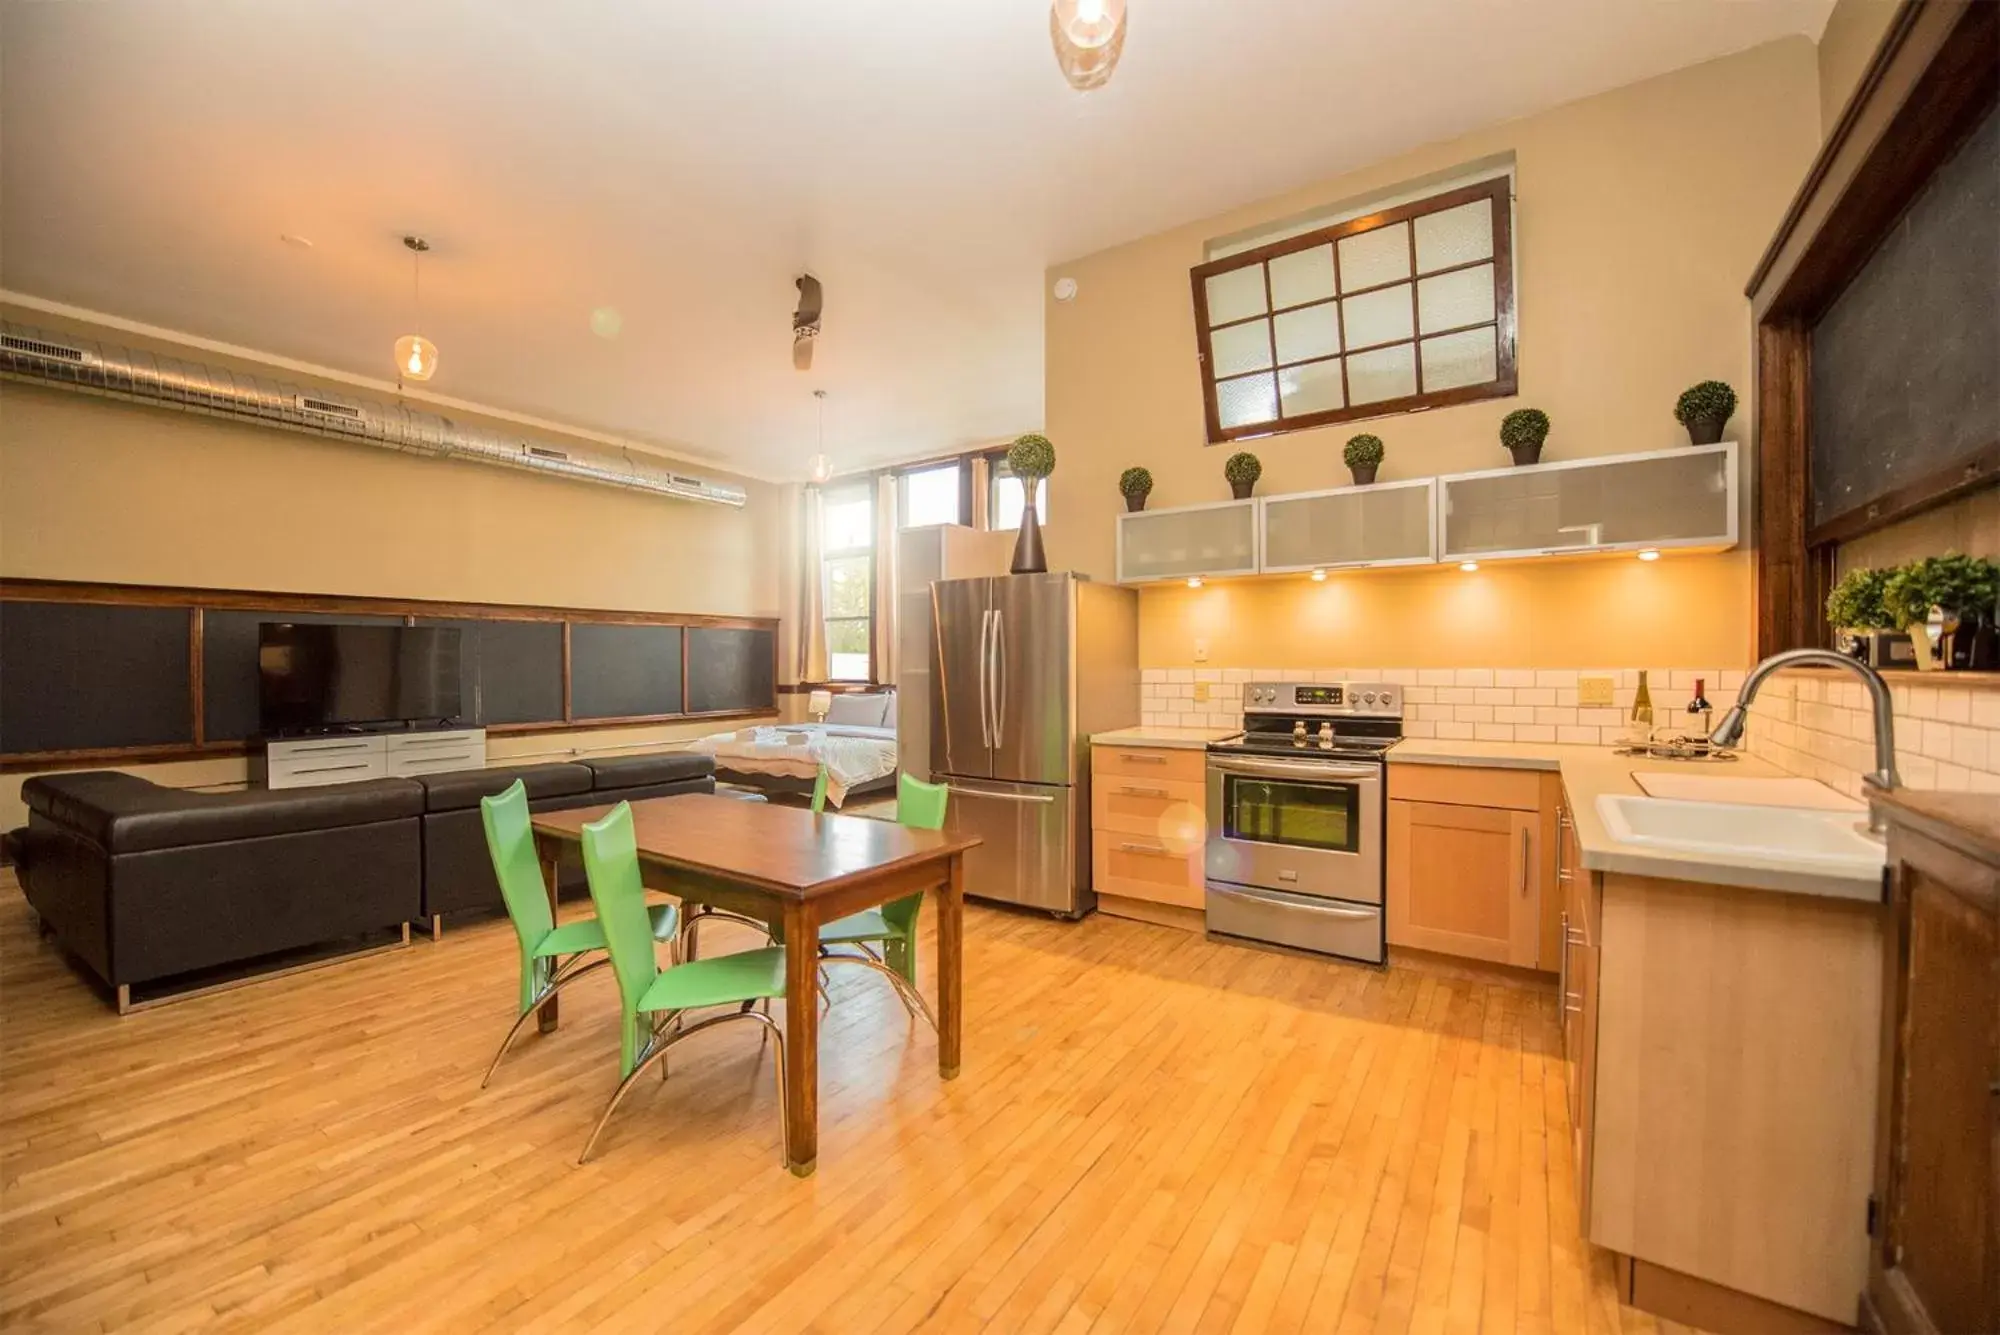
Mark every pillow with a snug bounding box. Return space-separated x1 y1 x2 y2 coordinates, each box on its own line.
825 693 889 727
880 692 898 731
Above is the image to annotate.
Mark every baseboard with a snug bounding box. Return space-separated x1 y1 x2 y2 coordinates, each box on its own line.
1095 894 1204 933
1616 1255 1852 1335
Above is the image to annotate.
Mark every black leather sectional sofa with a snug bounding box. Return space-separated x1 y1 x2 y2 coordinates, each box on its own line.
14 751 714 1011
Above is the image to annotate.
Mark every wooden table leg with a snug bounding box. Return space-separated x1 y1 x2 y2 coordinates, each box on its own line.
938 852 964 1080
536 848 562 1034
781 901 820 1177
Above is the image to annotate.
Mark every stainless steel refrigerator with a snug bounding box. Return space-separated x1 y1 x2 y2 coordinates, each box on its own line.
929 572 1138 917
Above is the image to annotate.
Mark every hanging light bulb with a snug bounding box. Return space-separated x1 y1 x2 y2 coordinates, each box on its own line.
807 389 832 483
394 236 438 382
1050 0 1127 91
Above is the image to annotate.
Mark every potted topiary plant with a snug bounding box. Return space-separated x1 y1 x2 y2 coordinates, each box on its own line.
1343 434 1384 487
1006 432 1056 574
1224 451 1262 499
1118 466 1153 513
1825 567 1913 668
1500 408 1550 466
1674 380 1737 446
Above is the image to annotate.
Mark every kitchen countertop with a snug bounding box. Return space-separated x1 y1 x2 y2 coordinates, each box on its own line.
1391 739 1883 902
1091 725 1235 750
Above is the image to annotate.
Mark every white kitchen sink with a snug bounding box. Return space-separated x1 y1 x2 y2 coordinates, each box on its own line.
1596 794 1886 874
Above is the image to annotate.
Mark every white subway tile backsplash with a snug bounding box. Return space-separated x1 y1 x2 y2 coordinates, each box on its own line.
1495 669 1536 688
1417 669 1456 687
1474 724 1516 742
1454 668 1495 688
1474 687 1512 706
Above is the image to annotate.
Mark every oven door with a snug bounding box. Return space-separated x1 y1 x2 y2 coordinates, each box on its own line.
1204 754 1382 904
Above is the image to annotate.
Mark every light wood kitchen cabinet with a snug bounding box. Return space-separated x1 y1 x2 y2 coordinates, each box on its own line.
1386 764 1559 969
1090 743 1207 928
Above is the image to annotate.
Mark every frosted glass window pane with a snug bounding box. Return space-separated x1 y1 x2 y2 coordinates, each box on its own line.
1340 285 1414 350
1209 318 1273 376
902 463 962 527
1420 327 1498 391
1273 302 1341 364
1279 358 1345 417
1414 199 1495 273
1217 373 1278 428
1347 343 1418 405
1417 263 1496 333
1268 245 1335 308
1337 222 1410 291
1205 267 1267 325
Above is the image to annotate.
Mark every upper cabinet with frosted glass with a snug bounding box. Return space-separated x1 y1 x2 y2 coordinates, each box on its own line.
1438 443 1739 562
1116 500 1259 584
1260 479 1438 573
1190 176 1517 443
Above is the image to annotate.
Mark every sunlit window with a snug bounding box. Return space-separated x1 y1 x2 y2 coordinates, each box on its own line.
820 483 873 682
900 462 964 528
990 458 1048 531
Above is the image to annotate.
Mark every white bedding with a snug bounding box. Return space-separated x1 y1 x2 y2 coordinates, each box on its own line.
688 723 897 806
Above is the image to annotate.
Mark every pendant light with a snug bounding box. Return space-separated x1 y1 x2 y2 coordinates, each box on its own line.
1050 0 1127 91
807 389 833 483
393 236 438 382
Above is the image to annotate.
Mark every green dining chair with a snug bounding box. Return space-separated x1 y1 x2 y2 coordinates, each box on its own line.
810 770 947 1029
477 780 681 1088
576 801 791 1167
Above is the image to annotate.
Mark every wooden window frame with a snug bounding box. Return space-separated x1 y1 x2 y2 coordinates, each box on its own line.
1189 176 1517 444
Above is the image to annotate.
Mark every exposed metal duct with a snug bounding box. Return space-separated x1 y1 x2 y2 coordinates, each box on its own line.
0 321 748 508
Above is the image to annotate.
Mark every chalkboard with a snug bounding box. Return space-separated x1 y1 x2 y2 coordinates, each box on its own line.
687 627 776 713
570 624 683 719
416 617 565 726
1812 104 2000 528
201 609 401 743
1 602 193 753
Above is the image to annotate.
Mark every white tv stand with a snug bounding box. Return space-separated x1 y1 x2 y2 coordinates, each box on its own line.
261 728 486 789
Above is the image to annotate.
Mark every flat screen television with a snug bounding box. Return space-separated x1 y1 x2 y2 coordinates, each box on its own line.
258 623 463 735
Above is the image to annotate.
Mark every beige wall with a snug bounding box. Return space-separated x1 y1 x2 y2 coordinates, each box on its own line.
1043 37 1821 672
1817 0 1902 134
1 369 797 826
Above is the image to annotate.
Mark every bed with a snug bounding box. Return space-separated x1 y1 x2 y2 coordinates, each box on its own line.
688 692 899 806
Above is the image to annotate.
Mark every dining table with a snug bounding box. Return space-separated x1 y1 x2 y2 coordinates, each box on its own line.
529 792 980 1177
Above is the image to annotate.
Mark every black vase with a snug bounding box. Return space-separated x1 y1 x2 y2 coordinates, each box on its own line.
1685 416 1726 446
1507 441 1545 467
1349 463 1378 486
1011 478 1047 574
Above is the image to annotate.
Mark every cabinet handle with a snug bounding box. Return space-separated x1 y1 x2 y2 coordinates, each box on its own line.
1116 785 1169 798
1558 910 1570 1018
1120 754 1168 765
1518 826 1532 897
1118 841 1173 857
1564 995 1583 1015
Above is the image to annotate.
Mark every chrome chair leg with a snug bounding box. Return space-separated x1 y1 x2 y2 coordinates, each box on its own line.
577 1008 789 1166
818 952 936 1031
480 954 613 1089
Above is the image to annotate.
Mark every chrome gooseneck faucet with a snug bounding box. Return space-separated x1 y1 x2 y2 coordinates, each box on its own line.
1709 647 1900 833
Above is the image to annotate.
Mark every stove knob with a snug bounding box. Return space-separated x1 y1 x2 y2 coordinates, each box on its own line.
1362 691 1377 705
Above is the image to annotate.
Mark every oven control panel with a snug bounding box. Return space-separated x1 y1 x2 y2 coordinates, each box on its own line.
1244 681 1401 716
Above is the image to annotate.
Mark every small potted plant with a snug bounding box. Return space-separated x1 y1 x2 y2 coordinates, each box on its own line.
1880 555 2000 670
1500 408 1550 466
1825 567 1912 668
1006 432 1056 574
1118 466 1153 513
1343 434 1384 486
1224 451 1262 499
1674 380 1737 446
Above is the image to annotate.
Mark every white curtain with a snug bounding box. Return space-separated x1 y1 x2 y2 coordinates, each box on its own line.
969 455 992 531
872 472 898 685
796 485 828 682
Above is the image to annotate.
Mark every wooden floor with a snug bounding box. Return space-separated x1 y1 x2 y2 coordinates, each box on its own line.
0 878 1705 1334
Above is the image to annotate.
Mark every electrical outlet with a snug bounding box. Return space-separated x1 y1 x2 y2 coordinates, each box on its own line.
1578 675 1616 707
1194 638 1209 663
1193 682 1210 703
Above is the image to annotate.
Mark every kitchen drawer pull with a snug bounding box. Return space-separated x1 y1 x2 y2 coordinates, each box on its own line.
1118 841 1174 857
1208 883 1379 920
1518 826 1532 897
1115 785 1169 798
1117 753 1168 765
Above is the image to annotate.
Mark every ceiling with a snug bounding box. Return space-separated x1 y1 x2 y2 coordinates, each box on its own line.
1 0 1831 481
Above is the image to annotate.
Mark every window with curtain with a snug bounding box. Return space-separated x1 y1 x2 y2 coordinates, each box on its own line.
1189 176 1515 443
820 482 874 682
899 461 967 528
989 455 1048 531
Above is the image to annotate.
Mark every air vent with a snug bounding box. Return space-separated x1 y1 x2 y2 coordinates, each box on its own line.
294 395 366 423
1 333 93 367
526 445 571 462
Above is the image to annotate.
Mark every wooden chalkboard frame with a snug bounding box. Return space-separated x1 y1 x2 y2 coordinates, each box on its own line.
0 578 780 771
1746 0 2000 656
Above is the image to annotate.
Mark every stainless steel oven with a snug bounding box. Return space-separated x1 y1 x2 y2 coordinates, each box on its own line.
1204 681 1400 965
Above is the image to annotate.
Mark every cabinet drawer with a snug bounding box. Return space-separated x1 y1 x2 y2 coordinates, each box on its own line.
267 753 389 787
1092 840 1203 910
1093 745 1206 786
1092 777 1206 845
386 750 482 777
1389 763 1543 812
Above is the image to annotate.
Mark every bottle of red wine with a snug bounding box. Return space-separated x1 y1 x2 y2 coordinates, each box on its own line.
1687 677 1712 733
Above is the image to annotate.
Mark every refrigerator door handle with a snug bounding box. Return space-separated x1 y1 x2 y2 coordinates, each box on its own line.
943 783 1056 804
992 608 1006 742
977 608 994 749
